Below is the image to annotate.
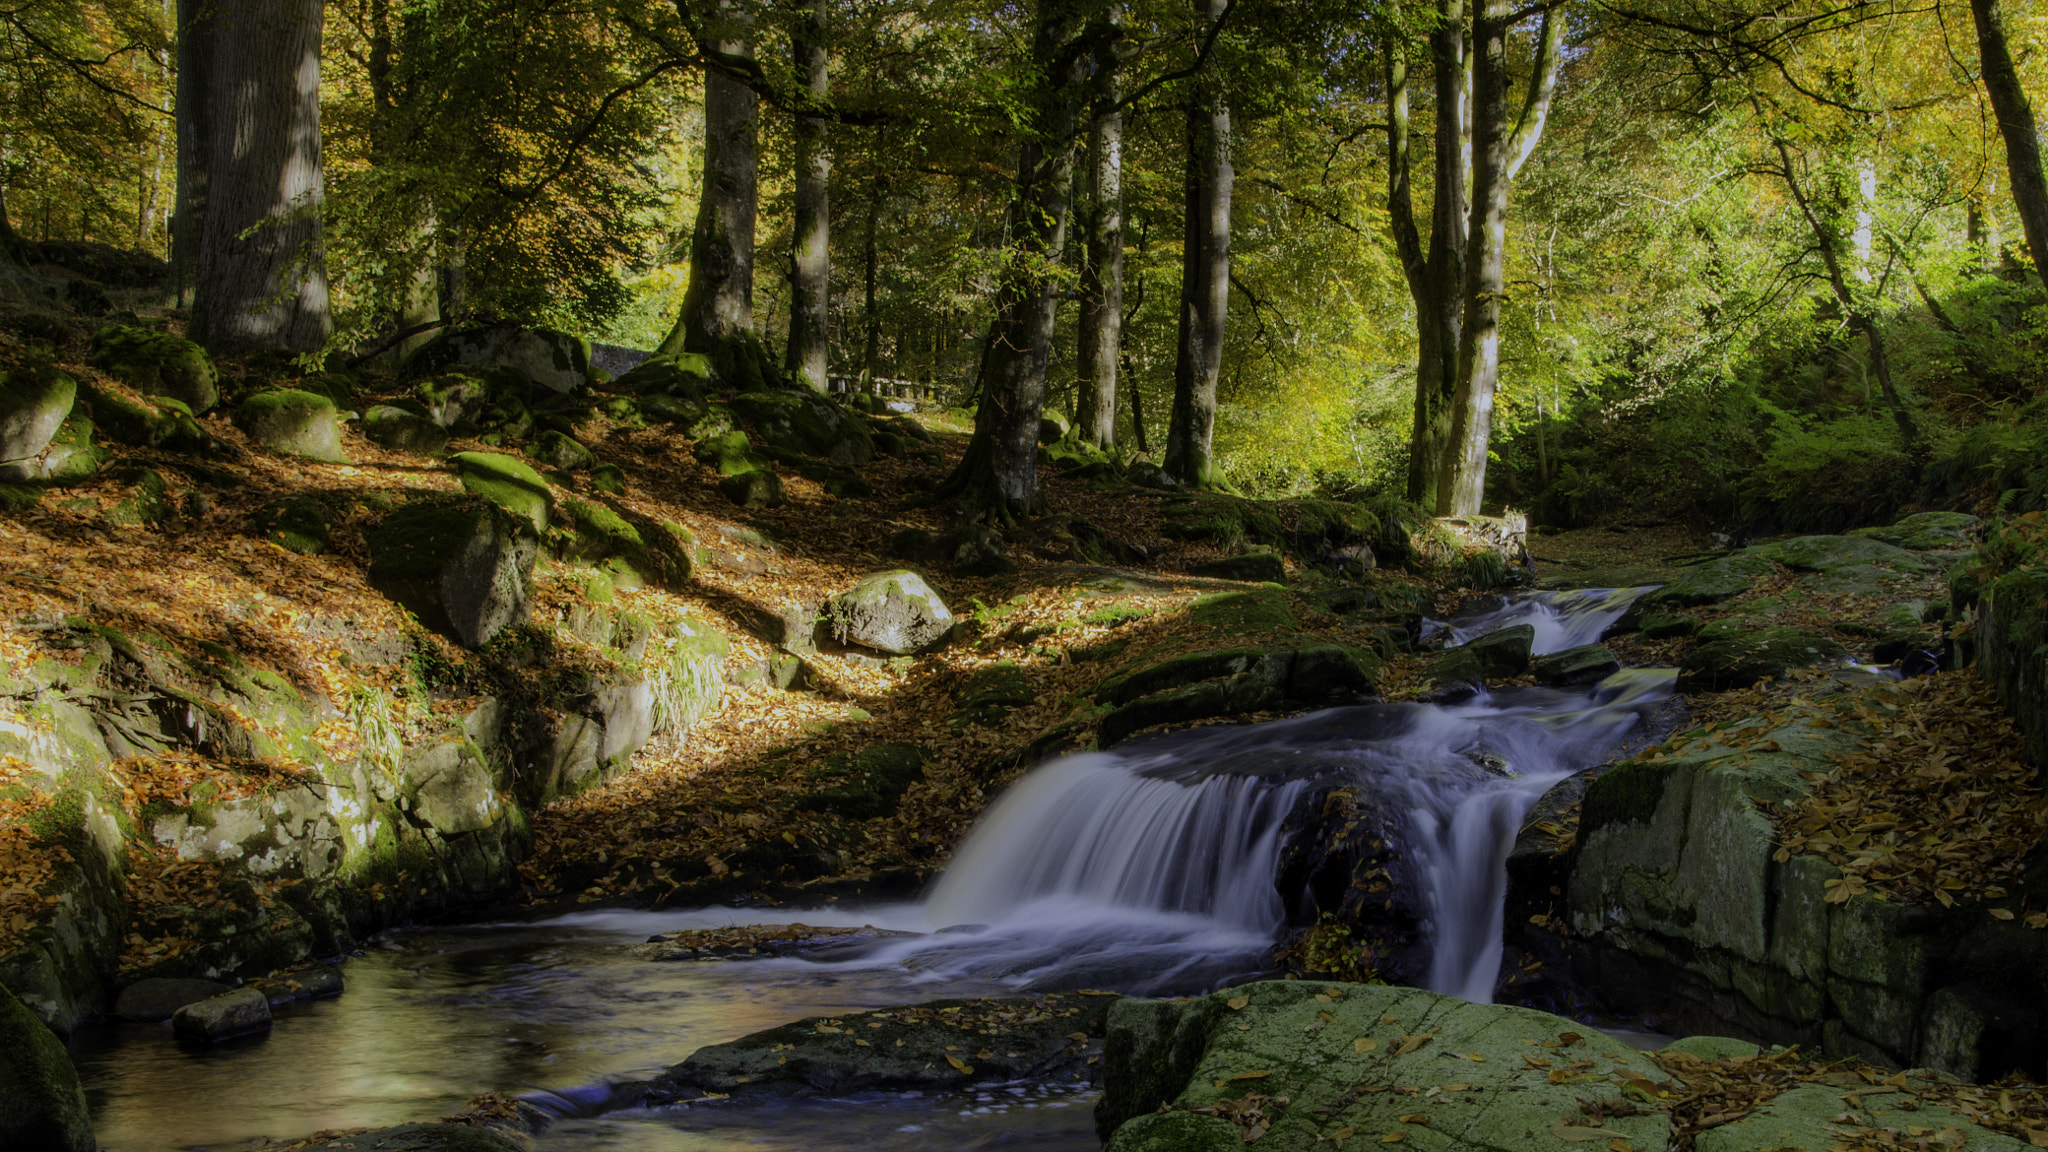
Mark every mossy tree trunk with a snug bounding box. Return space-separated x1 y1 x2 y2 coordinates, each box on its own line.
185 0 333 353
1162 0 1233 491
939 0 1092 522
1970 0 2048 286
1076 33 1123 452
785 0 831 394
660 0 758 361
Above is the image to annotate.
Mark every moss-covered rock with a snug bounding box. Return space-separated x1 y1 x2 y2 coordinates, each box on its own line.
827 570 955 655
236 389 348 463
365 496 538 647
948 661 1035 729
1644 552 1776 606
87 325 218 414
1677 627 1848 691
0 366 76 471
415 373 494 429
1757 534 1931 575
1638 611 1699 639
0 984 92 1152
1191 551 1286 582
728 389 875 465
617 353 713 396
1530 643 1620 687
249 494 336 555
361 404 447 455
526 429 595 472
79 383 209 453
718 468 786 508
450 451 552 533
693 428 770 476
551 497 689 590
23 411 103 484
1190 589 1299 636
404 325 591 394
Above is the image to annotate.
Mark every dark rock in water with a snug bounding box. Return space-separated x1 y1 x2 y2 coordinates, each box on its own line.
1530 643 1619 687
1424 647 1486 690
627 991 1122 1105
260 964 343 1004
0 984 93 1152
1461 623 1535 677
171 987 271 1042
113 977 232 1022
1677 627 1847 692
1097 643 1379 746
1191 551 1285 583
635 923 917 961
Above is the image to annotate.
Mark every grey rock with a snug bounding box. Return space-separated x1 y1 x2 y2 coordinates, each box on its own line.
366 497 538 648
406 325 592 394
1756 534 1930 574
87 325 218 414
362 404 448 455
827 570 955 655
2 410 103 483
114 977 232 1022
1638 611 1699 639
1646 551 1775 606
717 468 786 508
1678 626 1848 692
0 366 77 468
727 389 874 465
1461 623 1535 677
236 390 348 463
405 736 501 834
526 429 595 472
1530 643 1620 687
1126 460 1179 490
0 984 93 1152
171 987 272 1042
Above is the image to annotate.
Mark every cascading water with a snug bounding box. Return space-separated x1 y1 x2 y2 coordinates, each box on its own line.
1428 585 1660 655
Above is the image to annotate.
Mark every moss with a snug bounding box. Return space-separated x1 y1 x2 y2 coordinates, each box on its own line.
87 324 218 413
0 983 93 1150
250 493 337 555
450 451 553 532
1160 494 1287 553
1579 759 1679 839
1189 589 1300 636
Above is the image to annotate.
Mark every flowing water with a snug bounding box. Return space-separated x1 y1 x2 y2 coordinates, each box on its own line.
73 587 1670 1151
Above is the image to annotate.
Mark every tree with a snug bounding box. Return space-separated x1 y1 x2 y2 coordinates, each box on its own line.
1162 0 1234 489
185 0 332 353
1076 20 1124 450
785 0 831 393
1968 0 2048 284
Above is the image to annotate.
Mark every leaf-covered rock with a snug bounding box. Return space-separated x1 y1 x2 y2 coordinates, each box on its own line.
1677 626 1848 691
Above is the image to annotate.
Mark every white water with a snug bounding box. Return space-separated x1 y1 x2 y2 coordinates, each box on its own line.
1434 585 1661 655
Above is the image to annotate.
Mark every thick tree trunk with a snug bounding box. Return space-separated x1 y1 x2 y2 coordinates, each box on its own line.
939 0 1088 521
862 188 879 388
1438 2 1510 516
785 0 830 393
1163 0 1233 490
169 0 209 308
1971 0 2048 285
186 0 332 353
660 0 758 360
1390 0 1468 510
1076 55 1123 451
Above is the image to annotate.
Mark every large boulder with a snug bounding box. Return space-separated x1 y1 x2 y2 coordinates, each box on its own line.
0 985 92 1152
617 353 713 396
450 451 553 533
1094 643 1379 745
79 384 208 452
1851 511 1981 551
0 366 77 470
1531 643 1620 687
2 410 104 483
404 325 592 394
826 570 955 654
526 429 595 472
87 325 219 413
361 404 448 455
1643 551 1776 607
728 389 874 465
551 497 690 590
366 496 538 648
170 986 272 1042
1677 626 1848 691
1755 534 1931 575
236 389 347 463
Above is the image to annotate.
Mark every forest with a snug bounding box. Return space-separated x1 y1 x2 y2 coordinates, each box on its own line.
4 0 2048 1150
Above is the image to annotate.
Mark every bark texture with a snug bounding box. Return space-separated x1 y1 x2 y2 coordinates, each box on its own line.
170 0 210 308
940 0 1090 520
661 1 759 359
1971 0 2048 285
186 0 332 352
1076 48 1124 451
785 0 831 393
1162 0 1233 490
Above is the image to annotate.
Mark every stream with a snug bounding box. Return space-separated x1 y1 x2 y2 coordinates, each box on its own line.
72 586 1670 1151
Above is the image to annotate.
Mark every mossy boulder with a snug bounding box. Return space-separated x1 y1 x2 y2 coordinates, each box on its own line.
404 325 591 394
361 405 448 455
365 496 538 647
1163 494 1286 554
1638 611 1700 639
79 384 208 452
450 451 552 533
551 497 689 590
104 465 169 527
1459 623 1536 678
0 366 77 470
948 661 1035 729
1677 627 1848 691
694 429 770 477
526 429 595 472
170 987 271 1042
415 373 494 429
827 570 955 654
1530 643 1620 687
14 411 105 483
1644 552 1775 606
236 389 348 463
249 494 336 555
0 985 92 1152
1757 534 1930 575
617 353 712 396
1190 588 1299 636
1097 981 1672 1152
727 389 874 465
718 469 786 508
87 325 218 413
1096 643 1377 745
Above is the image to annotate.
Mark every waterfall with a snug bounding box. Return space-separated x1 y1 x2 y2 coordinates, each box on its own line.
1434 585 1659 655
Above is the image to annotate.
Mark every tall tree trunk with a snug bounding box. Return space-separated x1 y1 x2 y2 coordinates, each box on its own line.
1162 0 1233 490
1076 37 1123 451
939 0 1088 521
785 0 830 393
1389 0 1468 511
1972 0 2048 285
660 0 759 364
169 0 211 309
186 0 332 353
862 186 879 389
1437 2 1562 515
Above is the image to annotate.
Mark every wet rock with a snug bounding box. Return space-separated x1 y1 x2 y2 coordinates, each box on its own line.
405 325 592 394
0 366 77 469
113 977 233 1022
261 964 343 1003
1677 627 1848 692
1096 644 1378 745
450 450 553 533
827 570 955 655
87 325 218 414
1699 1079 2025 1152
1531 643 1620 687
237 389 348 463
171 987 271 1042
1191 551 1285 582
365 496 537 648
1462 623 1535 677
727 389 874 465
308 1123 525 1152
631 991 1121 1104
526 429 595 472
0 985 92 1152
361 404 448 455
1096 981 1672 1152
